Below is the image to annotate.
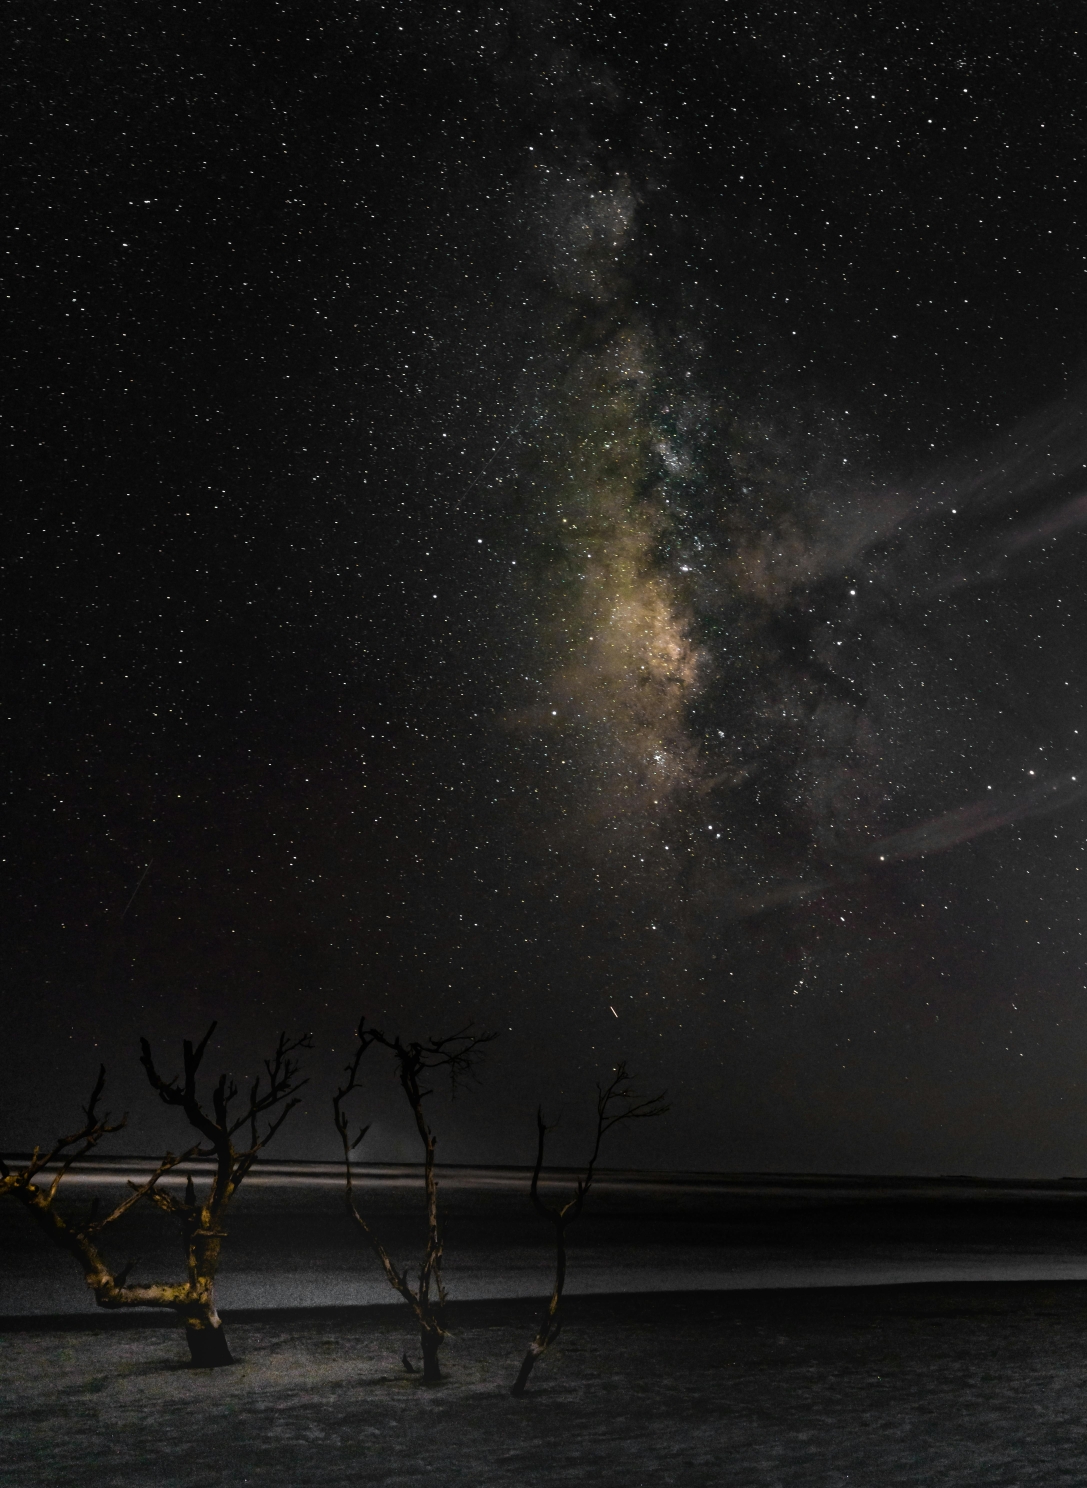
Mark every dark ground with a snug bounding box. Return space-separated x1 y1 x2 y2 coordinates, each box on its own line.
5 1283 1087 1486
7 1170 1087 1482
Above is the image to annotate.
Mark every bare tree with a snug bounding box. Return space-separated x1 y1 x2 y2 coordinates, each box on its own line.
333 1016 496 1383
0 1067 199 1329
1 1024 310 1367
137 1022 310 1365
510 1062 669 1397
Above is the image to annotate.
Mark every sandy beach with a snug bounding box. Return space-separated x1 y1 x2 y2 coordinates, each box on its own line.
5 1166 1087 1482
5 1283 1087 1486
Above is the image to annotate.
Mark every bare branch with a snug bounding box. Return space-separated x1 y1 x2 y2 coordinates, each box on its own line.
90 1145 203 1233
230 1031 311 1151
82 1065 107 1125
336 1014 496 1381
332 1045 418 1312
529 1106 560 1223
139 1028 222 1151
189 1022 217 1077
512 1062 669 1395
141 1026 311 1163
5 1029 307 1371
355 1018 496 1097
577 1062 672 1201
1 1068 128 1206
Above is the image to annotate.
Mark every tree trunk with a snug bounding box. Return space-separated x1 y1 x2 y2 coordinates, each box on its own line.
183 1305 236 1367
420 1324 442 1383
510 1340 543 1396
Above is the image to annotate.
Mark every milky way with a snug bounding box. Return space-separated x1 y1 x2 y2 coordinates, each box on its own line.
495 93 1087 926
8 3 1087 1173
509 170 703 837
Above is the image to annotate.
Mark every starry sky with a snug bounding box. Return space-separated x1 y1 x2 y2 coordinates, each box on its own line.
5 2 1087 1174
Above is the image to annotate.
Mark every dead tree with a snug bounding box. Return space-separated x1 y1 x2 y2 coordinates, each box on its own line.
1 1025 309 1367
510 1062 669 1397
333 1016 496 1383
136 1023 310 1365
0 1066 199 1328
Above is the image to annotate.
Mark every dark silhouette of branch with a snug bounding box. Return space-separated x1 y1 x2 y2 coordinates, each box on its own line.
2 1065 119 1195
3 1026 310 1369
132 1023 310 1364
1 1067 200 1328
333 1014 496 1383
511 1061 669 1396
0 1066 200 1231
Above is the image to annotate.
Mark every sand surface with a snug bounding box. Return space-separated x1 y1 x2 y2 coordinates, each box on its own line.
5 1283 1087 1486
8 1163 1087 1482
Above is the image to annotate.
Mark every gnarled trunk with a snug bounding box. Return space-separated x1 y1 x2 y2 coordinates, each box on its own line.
182 1304 235 1367
420 1324 442 1383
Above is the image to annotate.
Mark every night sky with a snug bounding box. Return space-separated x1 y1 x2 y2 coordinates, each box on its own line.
6 2 1087 1175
